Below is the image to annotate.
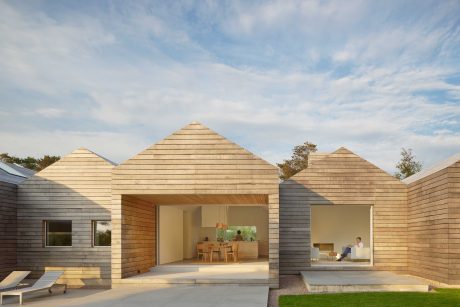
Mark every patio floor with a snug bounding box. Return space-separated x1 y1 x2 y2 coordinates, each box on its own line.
0 285 269 307
301 271 430 293
113 261 269 286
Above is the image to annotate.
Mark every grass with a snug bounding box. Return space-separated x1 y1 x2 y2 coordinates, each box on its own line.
279 289 460 307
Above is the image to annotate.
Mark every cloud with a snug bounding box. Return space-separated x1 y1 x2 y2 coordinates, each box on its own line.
35 108 66 118
0 0 459 175
0 129 148 163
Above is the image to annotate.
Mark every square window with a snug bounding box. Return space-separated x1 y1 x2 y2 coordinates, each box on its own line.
93 221 111 246
45 220 72 246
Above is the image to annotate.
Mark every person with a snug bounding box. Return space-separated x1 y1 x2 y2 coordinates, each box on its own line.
234 230 243 241
337 237 363 261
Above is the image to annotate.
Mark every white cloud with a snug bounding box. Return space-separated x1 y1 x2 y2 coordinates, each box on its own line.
0 129 148 164
35 108 65 118
0 1 459 175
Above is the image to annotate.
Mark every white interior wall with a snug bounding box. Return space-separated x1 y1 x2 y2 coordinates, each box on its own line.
159 206 184 264
311 205 371 253
183 207 201 259
228 206 269 256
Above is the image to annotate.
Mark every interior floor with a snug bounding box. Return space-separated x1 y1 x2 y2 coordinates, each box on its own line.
311 259 371 267
163 257 269 265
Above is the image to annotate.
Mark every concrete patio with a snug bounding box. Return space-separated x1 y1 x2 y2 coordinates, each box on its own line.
301 271 430 293
113 262 269 286
0 285 269 307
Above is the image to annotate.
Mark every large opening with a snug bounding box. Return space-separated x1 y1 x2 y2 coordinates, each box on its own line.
116 194 271 285
310 205 372 267
158 204 269 265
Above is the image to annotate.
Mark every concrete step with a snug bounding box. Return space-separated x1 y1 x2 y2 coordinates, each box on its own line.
305 266 373 271
114 277 270 286
301 271 430 293
154 263 269 273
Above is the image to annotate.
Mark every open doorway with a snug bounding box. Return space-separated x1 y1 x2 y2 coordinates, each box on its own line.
158 205 269 265
310 205 372 267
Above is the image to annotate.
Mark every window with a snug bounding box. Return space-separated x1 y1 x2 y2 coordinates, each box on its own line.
45 221 72 246
93 221 111 246
216 226 257 241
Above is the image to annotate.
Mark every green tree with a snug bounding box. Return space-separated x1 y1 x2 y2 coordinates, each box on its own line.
36 155 61 171
277 141 318 180
395 148 422 179
0 153 60 171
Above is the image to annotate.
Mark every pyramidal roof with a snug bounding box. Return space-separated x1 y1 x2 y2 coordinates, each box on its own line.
403 152 460 184
290 146 398 180
32 147 116 176
62 148 116 165
118 121 277 169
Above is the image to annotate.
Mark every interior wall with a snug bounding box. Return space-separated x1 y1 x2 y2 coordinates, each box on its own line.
228 206 269 256
159 206 184 264
311 205 371 252
183 207 201 259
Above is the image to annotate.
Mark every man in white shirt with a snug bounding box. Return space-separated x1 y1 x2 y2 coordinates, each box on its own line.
337 237 363 261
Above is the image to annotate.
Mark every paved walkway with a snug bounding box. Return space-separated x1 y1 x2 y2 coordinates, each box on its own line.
0 285 269 307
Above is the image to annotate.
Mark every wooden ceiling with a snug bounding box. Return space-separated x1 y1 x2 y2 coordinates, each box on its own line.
131 194 268 205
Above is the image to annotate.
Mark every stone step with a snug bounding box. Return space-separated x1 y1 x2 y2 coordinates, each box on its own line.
301 271 430 293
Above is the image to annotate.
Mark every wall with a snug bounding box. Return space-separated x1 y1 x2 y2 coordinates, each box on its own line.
449 161 460 284
228 206 269 256
159 206 183 264
311 205 370 252
183 207 201 259
407 168 449 283
280 147 407 275
119 195 156 277
407 160 460 285
0 181 17 279
17 148 114 287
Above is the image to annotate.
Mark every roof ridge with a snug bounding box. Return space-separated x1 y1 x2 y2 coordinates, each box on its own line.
403 152 460 184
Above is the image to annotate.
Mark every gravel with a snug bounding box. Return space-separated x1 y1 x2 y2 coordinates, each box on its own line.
268 275 309 307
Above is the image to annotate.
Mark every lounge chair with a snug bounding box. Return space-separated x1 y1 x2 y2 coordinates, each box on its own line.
0 271 66 305
0 271 31 291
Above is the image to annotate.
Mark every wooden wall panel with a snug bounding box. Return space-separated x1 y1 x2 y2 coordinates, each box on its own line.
17 148 114 287
448 161 460 284
0 181 17 279
279 147 408 274
407 167 450 283
111 122 280 287
120 195 156 278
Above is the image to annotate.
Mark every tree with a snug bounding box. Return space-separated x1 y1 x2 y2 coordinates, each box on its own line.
395 148 422 179
0 153 60 171
36 155 61 171
277 141 318 180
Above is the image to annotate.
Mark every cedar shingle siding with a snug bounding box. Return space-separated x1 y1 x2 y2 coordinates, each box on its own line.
5 123 460 288
0 181 17 279
280 148 408 274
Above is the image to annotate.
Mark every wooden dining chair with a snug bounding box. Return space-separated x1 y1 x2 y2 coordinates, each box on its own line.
224 242 239 262
197 243 210 262
208 244 221 262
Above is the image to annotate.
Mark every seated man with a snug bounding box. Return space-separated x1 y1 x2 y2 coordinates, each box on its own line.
234 230 243 241
337 236 363 261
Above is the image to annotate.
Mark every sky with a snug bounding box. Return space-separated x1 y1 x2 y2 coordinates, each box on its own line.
1 0 460 174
